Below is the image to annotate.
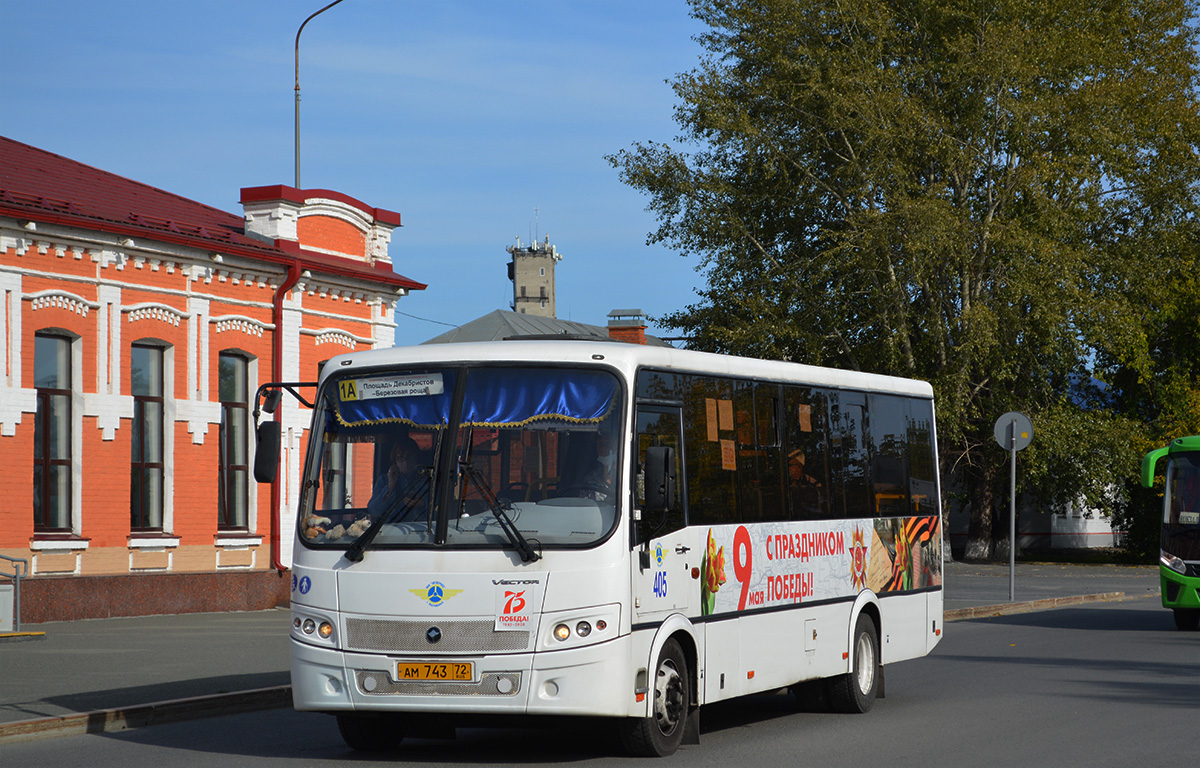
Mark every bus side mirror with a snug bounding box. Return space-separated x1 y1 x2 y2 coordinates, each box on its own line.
254 421 281 483
643 446 675 512
1142 446 1169 488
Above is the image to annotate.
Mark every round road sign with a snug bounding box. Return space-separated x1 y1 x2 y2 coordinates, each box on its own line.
994 411 1033 451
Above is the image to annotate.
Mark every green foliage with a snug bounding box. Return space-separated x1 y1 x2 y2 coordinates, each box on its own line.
1110 481 1163 563
611 0 1200 557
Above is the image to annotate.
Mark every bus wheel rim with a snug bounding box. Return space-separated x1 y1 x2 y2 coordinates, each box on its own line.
855 633 875 694
653 659 684 733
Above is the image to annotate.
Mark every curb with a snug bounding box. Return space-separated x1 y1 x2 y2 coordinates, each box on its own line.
0 685 292 745
0 632 46 642
944 591 1136 621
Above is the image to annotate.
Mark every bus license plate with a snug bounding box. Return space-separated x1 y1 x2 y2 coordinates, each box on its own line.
396 661 474 682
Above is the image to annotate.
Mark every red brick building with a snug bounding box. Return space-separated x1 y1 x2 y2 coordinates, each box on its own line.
0 136 424 622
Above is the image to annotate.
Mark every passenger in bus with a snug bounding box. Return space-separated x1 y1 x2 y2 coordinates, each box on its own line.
368 436 426 520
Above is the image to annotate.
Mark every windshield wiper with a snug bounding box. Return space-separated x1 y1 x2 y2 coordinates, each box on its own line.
344 473 430 564
458 457 541 563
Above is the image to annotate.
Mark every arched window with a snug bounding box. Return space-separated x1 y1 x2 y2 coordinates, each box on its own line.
131 343 165 531
218 352 250 530
34 333 72 531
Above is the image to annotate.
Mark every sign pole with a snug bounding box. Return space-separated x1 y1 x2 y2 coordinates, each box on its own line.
994 411 1033 603
1009 420 1017 601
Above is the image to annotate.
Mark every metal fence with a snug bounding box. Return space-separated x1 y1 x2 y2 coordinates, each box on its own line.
0 554 28 632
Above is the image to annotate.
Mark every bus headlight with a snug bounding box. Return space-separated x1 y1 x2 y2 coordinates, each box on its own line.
292 610 338 646
542 604 620 650
1161 550 1187 574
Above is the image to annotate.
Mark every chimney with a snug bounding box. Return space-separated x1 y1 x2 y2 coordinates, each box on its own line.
607 309 647 345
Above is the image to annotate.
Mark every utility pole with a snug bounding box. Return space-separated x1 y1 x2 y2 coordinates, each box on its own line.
295 0 346 188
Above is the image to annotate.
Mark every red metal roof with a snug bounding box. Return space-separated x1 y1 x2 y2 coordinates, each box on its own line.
0 135 424 290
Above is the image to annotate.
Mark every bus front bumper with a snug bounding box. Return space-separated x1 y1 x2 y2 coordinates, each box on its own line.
290 634 635 718
1161 565 1200 609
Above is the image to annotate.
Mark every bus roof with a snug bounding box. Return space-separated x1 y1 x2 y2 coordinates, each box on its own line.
321 340 934 399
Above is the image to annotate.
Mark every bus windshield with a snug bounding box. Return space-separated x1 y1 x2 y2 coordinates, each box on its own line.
299 365 623 554
1164 454 1200 560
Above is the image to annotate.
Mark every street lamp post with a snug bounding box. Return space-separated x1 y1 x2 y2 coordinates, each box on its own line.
295 0 346 189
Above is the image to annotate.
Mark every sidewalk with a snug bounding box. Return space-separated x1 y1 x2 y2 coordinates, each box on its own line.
0 560 1161 742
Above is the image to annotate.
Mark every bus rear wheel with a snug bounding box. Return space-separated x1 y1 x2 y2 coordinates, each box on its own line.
336 713 405 752
829 613 879 714
1173 608 1200 630
619 638 690 757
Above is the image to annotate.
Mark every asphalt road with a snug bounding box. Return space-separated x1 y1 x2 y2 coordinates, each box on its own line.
1 597 1187 767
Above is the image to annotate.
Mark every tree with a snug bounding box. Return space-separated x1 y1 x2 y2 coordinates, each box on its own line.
610 0 1200 559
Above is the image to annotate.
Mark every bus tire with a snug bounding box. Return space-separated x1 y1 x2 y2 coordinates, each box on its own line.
619 638 690 757
1173 608 1200 631
829 613 879 714
336 713 405 752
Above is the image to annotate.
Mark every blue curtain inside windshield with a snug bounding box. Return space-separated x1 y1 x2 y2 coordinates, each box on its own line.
327 368 615 432
329 370 455 432
460 369 616 427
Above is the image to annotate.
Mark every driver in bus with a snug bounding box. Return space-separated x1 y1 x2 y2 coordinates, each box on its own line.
579 429 617 501
368 436 426 520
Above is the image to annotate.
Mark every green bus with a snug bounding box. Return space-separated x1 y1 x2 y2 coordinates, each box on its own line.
1142 436 1200 630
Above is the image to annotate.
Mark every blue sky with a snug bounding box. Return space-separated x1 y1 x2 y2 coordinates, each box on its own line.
2 1 709 345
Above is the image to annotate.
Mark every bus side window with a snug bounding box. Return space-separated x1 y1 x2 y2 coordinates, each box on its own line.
634 407 685 542
906 399 938 515
868 394 909 517
682 375 738 527
829 391 870 519
785 386 830 520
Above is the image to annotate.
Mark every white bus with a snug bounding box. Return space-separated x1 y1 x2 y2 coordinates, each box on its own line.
256 340 943 756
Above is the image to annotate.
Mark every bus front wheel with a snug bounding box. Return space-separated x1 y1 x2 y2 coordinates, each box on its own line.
829 613 879 714
1173 608 1200 631
336 713 405 752
619 638 690 757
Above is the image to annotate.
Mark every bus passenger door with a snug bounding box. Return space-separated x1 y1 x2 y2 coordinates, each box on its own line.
631 406 700 622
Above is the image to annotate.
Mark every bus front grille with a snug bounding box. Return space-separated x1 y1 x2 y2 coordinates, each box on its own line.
354 670 522 697
345 617 531 653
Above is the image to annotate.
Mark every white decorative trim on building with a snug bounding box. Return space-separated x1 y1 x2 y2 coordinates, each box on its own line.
82 392 134 442
0 385 36 438
125 303 188 327
212 315 272 337
0 271 33 436
302 326 374 349
30 538 89 576
26 290 100 316
175 398 221 445
243 198 302 243
216 535 262 570
29 538 90 551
